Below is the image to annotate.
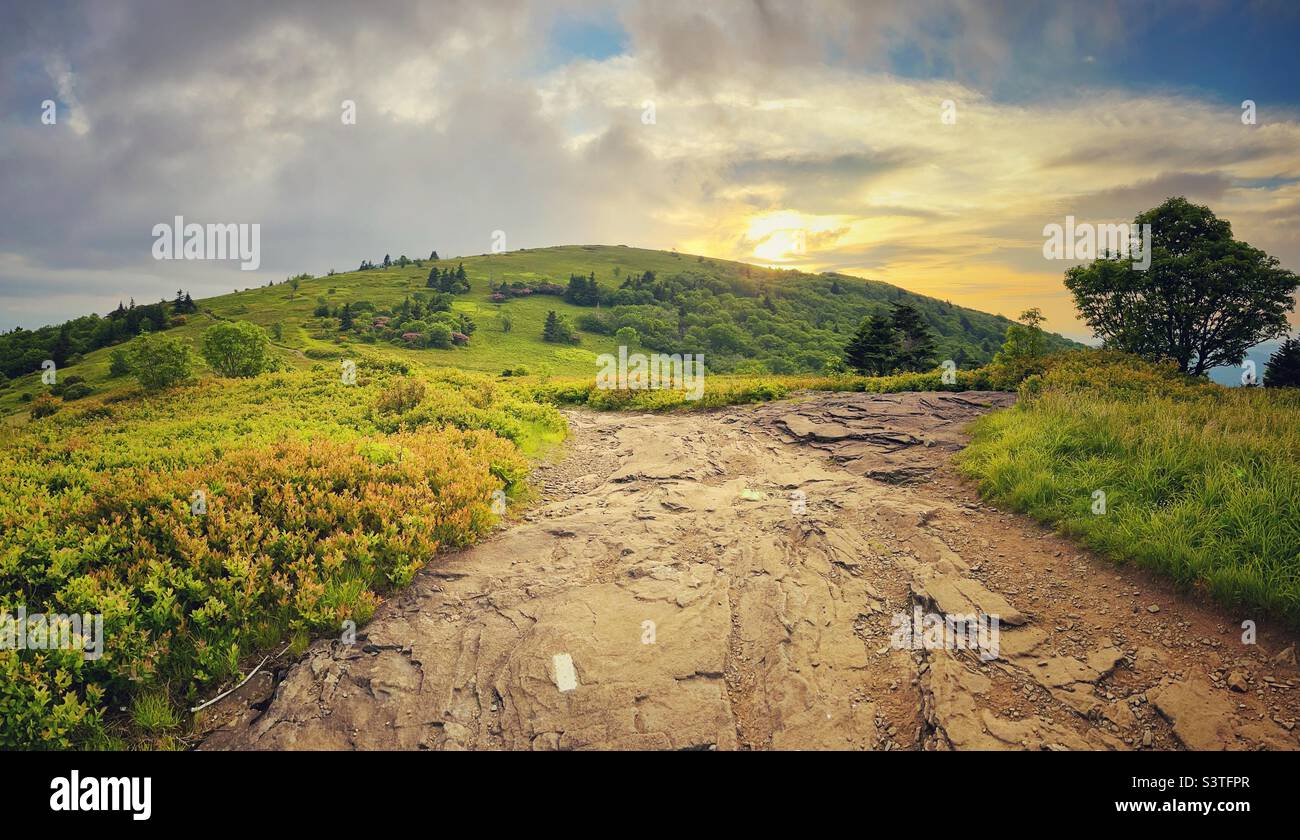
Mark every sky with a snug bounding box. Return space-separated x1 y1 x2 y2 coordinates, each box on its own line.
1 0 1299 342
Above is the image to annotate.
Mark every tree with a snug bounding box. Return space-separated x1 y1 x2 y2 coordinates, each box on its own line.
844 314 897 375
339 303 354 331
50 325 73 367
382 254 392 268
426 322 454 349
1264 336 1300 388
127 333 193 391
430 250 439 261
995 308 1048 362
201 321 272 378
499 312 513 333
1064 197 1298 375
543 311 561 342
108 347 131 377
891 304 937 372
542 311 575 343
289 277 301 298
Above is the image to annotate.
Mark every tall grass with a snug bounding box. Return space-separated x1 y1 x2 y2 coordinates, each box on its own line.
957 351 1300 624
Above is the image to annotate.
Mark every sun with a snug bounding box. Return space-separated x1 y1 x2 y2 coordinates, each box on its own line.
747 211 810 263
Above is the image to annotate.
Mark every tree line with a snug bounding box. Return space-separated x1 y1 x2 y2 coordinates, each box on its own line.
0 290 198 382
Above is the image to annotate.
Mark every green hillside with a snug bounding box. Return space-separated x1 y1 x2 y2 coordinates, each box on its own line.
0 245 1077 416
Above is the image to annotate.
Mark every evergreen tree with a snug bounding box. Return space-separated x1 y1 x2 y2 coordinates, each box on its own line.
50 325 73 366
339 303 354 331
430 250 439 260
844 314 897 376
542 310 573 343
1264 336 1300 388
382 254 391 268
891 304 938 372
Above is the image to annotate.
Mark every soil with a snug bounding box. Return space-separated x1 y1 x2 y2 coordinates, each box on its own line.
198 391 1300 751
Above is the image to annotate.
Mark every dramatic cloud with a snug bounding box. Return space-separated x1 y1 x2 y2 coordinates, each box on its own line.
1 0 1297 338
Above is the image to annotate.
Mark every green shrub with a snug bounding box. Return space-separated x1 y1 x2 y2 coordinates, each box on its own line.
201 321 273 378
61 382 93 401
0 367 540 748
374 378 427 414
127 333 194 391
108 348 131 377
29 393 60 419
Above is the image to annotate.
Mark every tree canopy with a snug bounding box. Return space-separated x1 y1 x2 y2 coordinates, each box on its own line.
1064 197 1298 375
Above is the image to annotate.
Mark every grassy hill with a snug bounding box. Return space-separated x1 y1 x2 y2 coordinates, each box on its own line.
0 245 1077 417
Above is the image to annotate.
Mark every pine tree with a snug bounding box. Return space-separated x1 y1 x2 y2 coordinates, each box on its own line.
339 303 354 331
382 254 391 268
891 304 937 372
51 324 73 366
1264 336 1300 388
844 314 898 376
430 250 439 260
543 310 561 342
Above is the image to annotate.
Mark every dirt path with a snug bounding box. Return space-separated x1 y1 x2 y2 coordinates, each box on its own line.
199 391 1300 751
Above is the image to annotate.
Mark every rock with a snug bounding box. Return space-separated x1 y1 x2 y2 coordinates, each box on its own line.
1148 678 1294 750
1146 604 1160 614
1103 700 1137 729
1226 671 1249 693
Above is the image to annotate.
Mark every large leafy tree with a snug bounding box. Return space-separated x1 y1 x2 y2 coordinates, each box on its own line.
1064 197 1298 376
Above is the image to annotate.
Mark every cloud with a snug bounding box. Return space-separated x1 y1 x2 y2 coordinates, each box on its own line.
0 0 1297 337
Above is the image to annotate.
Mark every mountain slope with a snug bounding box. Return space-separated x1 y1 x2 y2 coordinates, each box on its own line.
0 245 1077 414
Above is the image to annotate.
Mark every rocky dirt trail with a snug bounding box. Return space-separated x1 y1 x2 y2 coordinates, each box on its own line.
200 391 1300 751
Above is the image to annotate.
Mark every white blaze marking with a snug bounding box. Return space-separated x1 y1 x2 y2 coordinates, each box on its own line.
553 653 578 692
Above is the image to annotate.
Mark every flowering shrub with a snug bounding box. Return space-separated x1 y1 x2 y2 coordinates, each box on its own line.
0 365 553 748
